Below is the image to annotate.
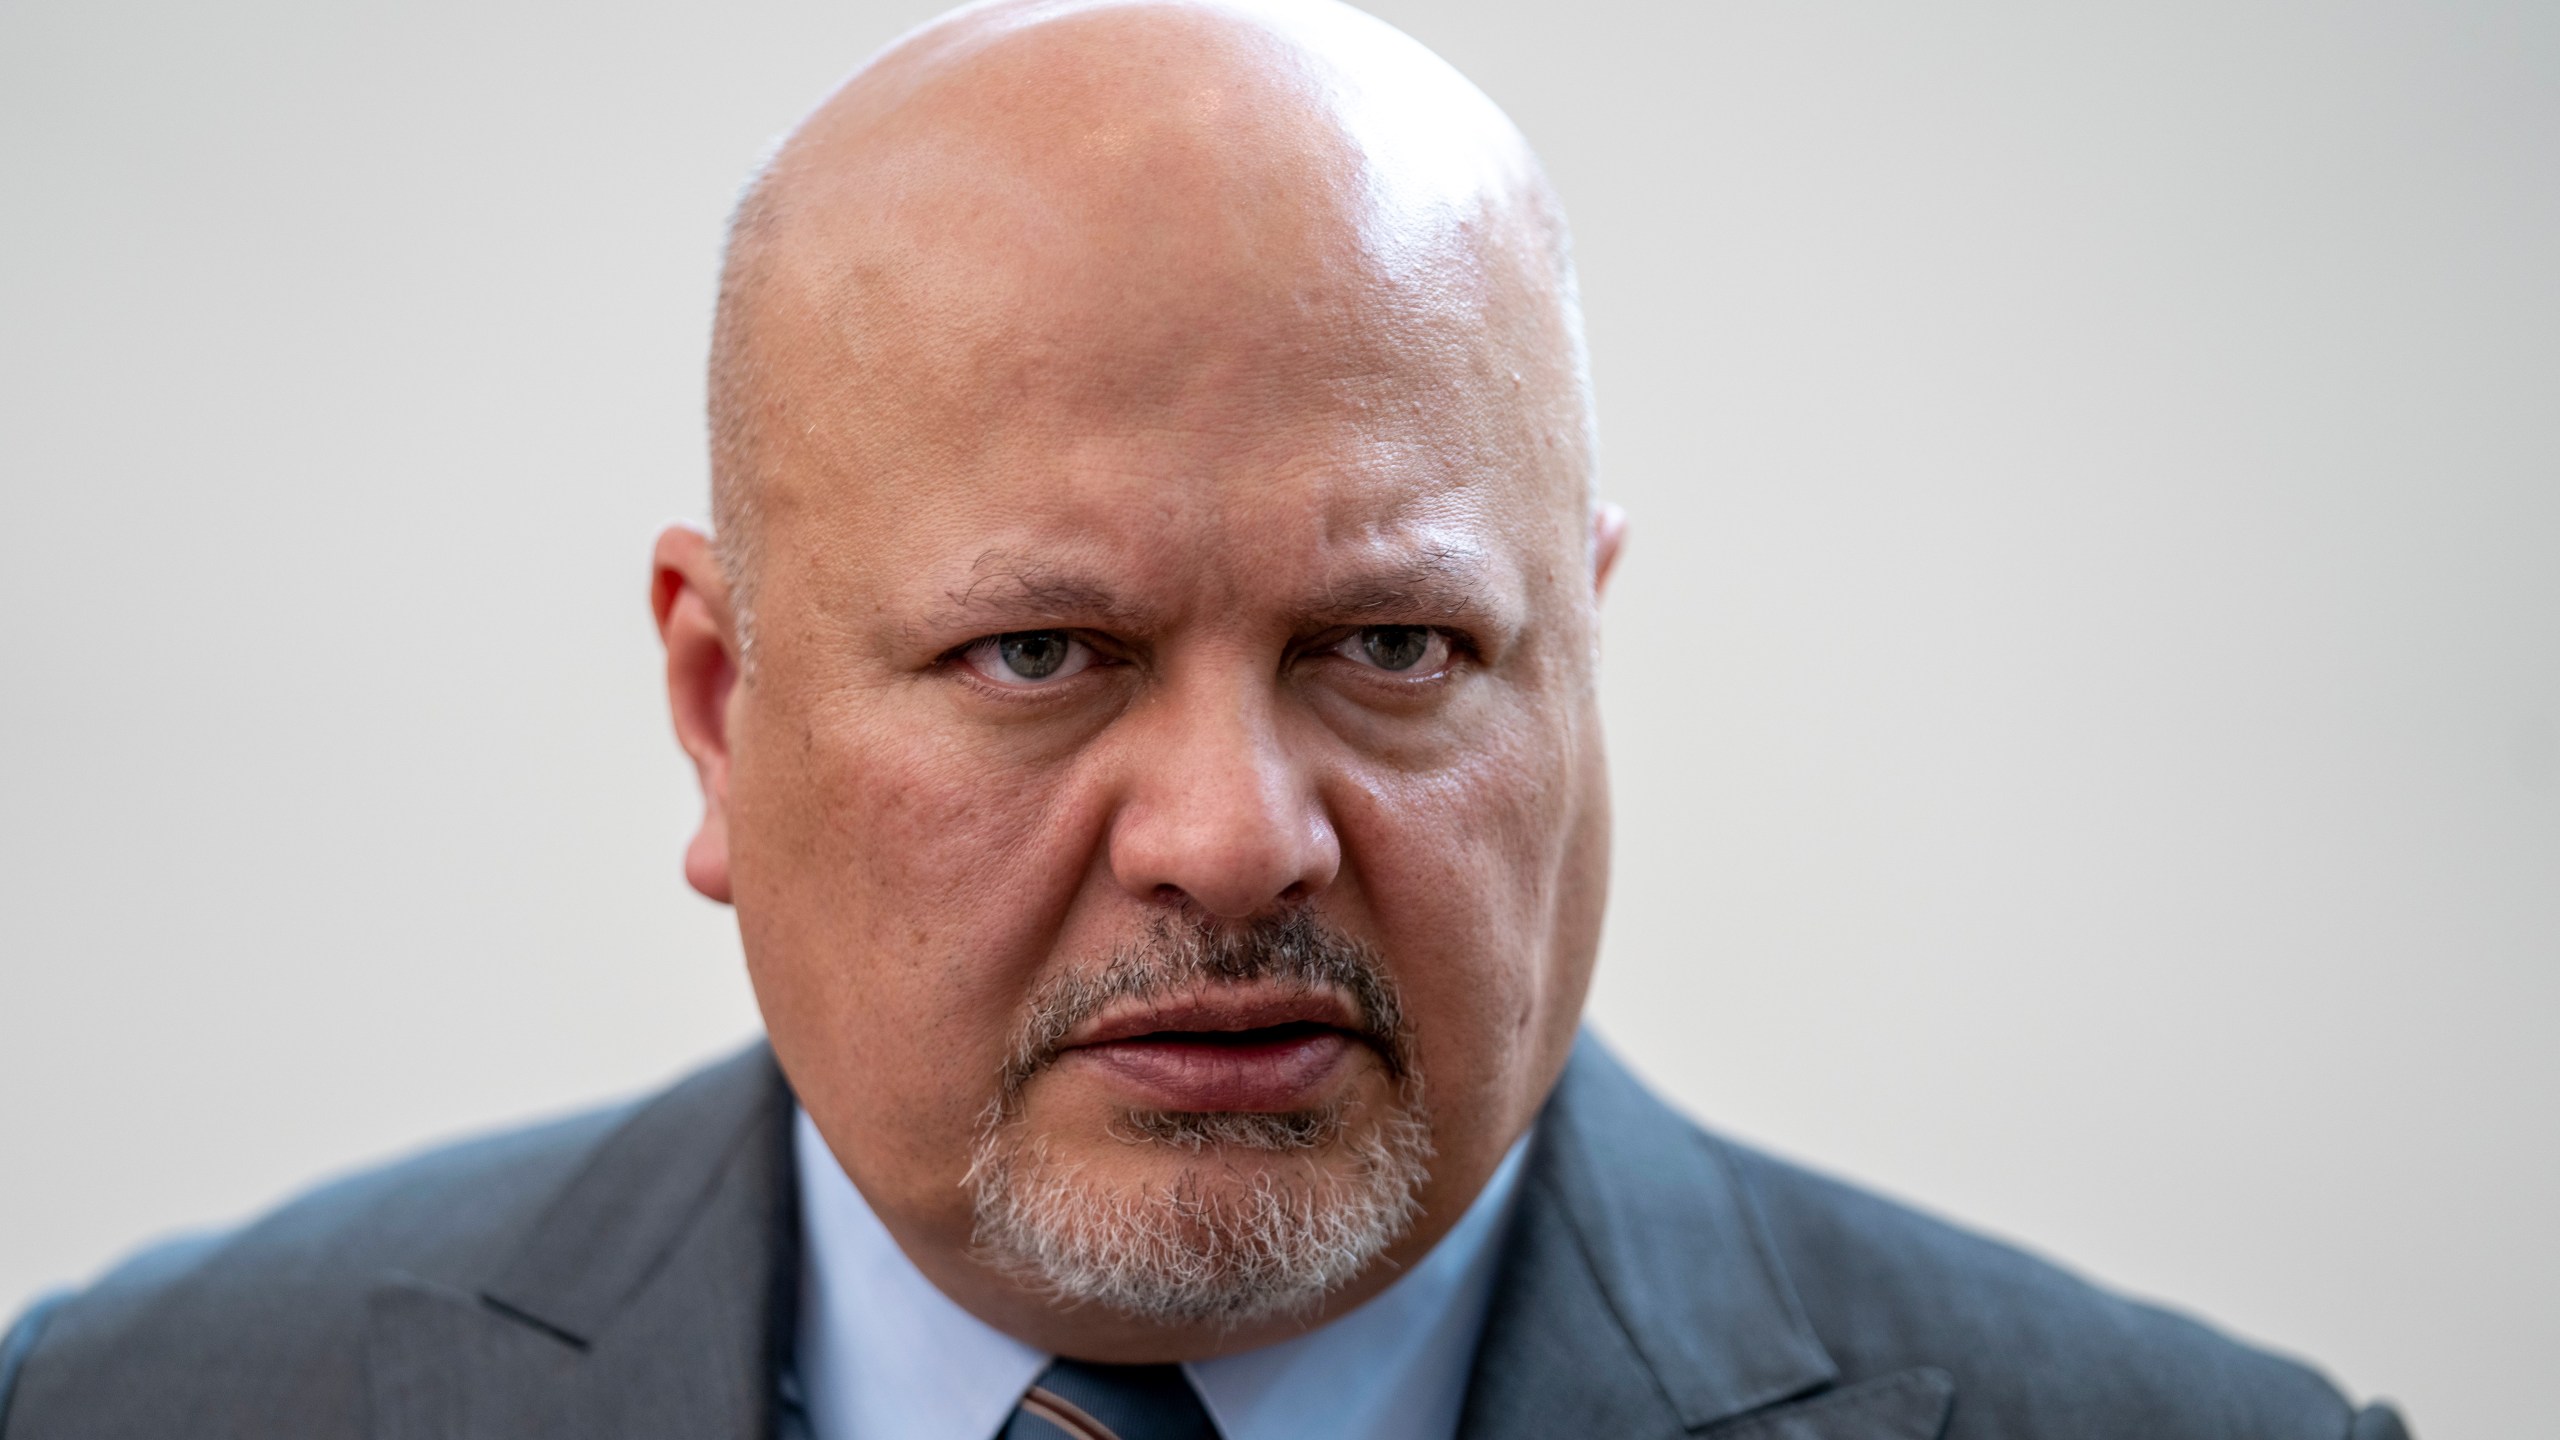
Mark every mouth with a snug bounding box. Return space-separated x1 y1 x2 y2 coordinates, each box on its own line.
1053 985 1369 1113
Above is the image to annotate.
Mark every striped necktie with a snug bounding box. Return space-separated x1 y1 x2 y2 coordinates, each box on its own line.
999 1358 1223 1440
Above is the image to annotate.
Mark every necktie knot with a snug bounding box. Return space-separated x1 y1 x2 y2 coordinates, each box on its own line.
1001 1357 1222 1440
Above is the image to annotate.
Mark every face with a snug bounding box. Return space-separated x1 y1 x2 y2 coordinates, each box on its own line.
654 15 1620 1359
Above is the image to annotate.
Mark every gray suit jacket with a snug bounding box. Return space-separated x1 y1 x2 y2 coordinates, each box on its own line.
0 1038 2408 1439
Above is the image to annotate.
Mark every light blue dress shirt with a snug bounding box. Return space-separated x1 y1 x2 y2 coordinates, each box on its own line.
793 1107 1530 1440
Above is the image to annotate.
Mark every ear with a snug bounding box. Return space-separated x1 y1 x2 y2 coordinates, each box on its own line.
651 524 740 905
1591 501 1628 599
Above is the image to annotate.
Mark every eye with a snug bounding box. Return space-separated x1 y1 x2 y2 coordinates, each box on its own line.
959 630 1097 687
1331 625 1450 676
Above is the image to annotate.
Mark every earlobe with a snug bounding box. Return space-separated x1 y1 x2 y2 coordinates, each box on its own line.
652 524 740 905
1591 502 1628 598
684 807 733 905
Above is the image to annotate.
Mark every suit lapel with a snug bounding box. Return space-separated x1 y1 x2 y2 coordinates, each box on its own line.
1455 1164 1695 1440
365 1045 799 1440
1460 1039 1953 1440
360 1035 1954 1440
1690 1370 1955 1439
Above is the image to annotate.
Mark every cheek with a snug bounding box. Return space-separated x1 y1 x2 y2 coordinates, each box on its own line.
1334 695 1584 1107
728 689 1100 1164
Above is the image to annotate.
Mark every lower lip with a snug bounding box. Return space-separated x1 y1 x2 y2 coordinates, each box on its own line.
1065 1027 1360 1112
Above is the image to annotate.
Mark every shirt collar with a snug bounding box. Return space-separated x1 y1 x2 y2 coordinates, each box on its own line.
793 1107 1531 1440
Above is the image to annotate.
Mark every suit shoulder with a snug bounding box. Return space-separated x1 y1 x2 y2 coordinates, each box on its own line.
2 1096 633 1436
1711 1132 2362 1439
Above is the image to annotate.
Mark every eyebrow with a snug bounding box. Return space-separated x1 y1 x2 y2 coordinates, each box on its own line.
925 551 1160 632
914 541 1512 639
1311 544 1506 622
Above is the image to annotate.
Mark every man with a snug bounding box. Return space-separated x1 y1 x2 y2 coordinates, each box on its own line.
0 2 2408 1436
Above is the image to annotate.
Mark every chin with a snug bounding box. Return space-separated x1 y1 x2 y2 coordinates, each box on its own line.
964 1086 1437 1329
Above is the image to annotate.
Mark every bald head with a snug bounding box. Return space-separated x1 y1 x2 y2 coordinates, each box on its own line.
706 0 1594 642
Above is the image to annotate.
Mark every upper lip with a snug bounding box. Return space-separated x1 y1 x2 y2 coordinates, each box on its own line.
1063 983 1365 1048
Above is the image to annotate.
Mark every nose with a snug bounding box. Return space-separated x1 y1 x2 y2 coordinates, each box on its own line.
1104 672 1341 920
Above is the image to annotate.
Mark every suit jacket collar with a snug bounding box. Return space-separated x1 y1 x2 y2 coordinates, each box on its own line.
364 1037 1949 1440
1459 1039 1953 1440
367 1044 798 1440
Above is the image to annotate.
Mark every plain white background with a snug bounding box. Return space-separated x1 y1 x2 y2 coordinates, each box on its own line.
3 2 2551 1433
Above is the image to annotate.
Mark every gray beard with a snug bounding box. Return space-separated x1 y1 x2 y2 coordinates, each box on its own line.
963 912 1434 1329
966 1085 1433 1328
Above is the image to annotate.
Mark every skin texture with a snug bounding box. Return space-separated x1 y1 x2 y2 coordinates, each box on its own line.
653 0 1626 1360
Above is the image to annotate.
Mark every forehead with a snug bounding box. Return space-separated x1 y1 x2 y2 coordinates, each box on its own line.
734 61 1591 608
755 158 1547 464
771 362 1556 626
751 227 1583 613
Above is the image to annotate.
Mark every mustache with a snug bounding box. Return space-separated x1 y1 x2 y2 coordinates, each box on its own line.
999 909 1411 1100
